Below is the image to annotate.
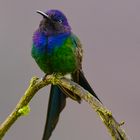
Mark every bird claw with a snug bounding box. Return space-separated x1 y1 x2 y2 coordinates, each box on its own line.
42 74 49 81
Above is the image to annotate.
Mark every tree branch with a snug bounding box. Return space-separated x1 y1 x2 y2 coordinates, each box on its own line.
55 76 129 140
0 77 50 139
0 74 129 140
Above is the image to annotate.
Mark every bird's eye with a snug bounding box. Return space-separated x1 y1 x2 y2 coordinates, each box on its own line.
58 19 62 23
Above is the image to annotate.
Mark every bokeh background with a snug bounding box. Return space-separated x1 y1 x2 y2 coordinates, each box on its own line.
0 0 140 139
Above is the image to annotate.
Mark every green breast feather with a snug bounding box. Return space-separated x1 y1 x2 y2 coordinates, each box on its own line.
50 37 78 73
32 34 79 74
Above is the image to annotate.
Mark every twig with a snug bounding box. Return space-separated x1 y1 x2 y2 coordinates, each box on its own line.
50 75 129 140
0 74 129 140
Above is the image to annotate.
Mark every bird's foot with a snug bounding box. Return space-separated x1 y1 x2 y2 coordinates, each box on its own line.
42 74 49 81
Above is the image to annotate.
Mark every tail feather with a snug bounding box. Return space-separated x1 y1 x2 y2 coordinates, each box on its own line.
42 70 101 140
42 85 66 140
78 70 101 102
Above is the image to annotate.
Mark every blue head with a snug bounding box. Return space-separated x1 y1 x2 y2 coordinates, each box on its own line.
36 9 71 35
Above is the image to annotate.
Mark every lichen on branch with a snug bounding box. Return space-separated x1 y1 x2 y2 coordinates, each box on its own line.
0 74 129 140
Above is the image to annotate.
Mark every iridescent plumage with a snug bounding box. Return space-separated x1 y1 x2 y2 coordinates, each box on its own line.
32 32 80 73
32 9 101 140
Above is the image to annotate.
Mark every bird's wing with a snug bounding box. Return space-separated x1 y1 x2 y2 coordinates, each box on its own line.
71 33 101 102
42 85 66 140
71 33 83 71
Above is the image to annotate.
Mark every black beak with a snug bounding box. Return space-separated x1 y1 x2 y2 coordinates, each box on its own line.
36 10 51 21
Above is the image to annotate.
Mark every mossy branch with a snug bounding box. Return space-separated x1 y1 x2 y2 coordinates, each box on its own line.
0 74 129 140
0 77 50 139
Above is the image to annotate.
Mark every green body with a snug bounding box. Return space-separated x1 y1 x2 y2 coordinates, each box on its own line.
32 33 81 74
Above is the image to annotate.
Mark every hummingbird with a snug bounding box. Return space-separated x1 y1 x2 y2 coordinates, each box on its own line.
32 9 101 140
